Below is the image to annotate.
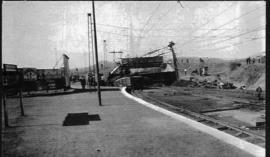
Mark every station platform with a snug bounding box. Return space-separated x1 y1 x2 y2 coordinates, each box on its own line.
2 89 258 157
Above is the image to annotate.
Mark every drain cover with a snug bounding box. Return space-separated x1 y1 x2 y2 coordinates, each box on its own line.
63 113 100 126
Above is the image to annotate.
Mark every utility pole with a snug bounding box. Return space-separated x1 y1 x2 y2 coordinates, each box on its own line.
92 0 102 106
168 41 179 80
89 13 95 78
103 40 107 70
87 14 91 79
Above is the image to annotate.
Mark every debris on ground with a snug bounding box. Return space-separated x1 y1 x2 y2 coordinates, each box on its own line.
172 78 237 89
222 82 237 89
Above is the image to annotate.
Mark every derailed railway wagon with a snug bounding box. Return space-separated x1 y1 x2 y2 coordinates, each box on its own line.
114 76 145 91
108 56 177 89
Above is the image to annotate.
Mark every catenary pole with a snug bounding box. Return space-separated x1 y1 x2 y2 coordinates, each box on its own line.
92 0 102 106
168 41 179 81
89 13 96 89
87 14 91 89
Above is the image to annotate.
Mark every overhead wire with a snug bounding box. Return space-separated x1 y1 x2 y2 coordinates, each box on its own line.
192 25 265 49
91 2 265 58
96 23 248 32
139 2 162 37
232 36 265 46
184 2 234 39
177 0 184 8
142 45 169 57
210 25 265 45
97 30 129 36
96 23 129 29
53 55 63 69
148 7 264 47
193 10 265 45
179 4 265 47
140 3 178 38
195 35 265 52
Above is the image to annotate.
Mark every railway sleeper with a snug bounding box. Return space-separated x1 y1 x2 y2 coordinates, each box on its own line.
235 132 250 138
222 128 239 135
246 137 265 145
217 126 229 131
196 118 207 122
135 92 265 146
247 126 265 130
201 120 220 127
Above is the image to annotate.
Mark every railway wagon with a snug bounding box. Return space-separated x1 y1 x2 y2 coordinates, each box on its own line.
114 76 144 92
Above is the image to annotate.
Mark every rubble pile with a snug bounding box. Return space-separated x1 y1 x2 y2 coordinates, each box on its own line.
221 82 237 89
171 79 196 87
173 78 237 89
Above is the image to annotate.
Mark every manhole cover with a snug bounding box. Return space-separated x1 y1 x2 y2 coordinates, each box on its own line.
63 113 100 126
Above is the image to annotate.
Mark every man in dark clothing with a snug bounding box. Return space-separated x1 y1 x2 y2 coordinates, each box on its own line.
88 76 92 88
80 76 86 90
247 57 251 64
199 68 203 76
191 69 198 75
256 86 263 100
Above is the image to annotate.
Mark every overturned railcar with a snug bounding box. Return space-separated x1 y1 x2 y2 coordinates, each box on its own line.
107 56 177 88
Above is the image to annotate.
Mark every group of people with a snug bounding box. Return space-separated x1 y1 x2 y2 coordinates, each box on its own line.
246 57 262 64
79 76 96 89
191 67 207 76
181 59 189 63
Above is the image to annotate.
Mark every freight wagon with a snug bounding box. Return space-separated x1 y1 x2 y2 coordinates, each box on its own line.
114 76 145 92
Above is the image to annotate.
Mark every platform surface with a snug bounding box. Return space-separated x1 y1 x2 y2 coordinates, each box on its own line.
2 90 255 157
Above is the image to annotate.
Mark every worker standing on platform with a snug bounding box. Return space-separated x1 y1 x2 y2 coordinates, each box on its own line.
80 76 86 90
88 75 91 88
184 69 187 75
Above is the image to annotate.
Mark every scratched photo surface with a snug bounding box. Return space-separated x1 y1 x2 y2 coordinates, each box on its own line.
2 1 265 157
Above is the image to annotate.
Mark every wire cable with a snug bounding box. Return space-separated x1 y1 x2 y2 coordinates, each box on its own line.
196 35 265 52
193 10 265 44
141 3 177 38
139 2 162 37
142 46 169 57
179 5 265 47
210 25 265 45
177 0 184 8
185 2 234 39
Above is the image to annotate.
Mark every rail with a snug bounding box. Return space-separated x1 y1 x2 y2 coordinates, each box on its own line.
134 91 265 147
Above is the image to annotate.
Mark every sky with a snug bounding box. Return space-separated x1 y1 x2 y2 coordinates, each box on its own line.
2 1 265 69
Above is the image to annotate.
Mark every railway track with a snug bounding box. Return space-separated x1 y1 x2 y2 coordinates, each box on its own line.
134 91 265 148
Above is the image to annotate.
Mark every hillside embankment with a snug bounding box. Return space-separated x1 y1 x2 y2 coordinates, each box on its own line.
177 58 265 91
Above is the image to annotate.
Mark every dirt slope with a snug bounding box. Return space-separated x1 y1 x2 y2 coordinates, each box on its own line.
225 63 265 90
177 57 265 91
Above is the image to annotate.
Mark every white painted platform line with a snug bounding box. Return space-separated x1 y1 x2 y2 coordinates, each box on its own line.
121 87 265 157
